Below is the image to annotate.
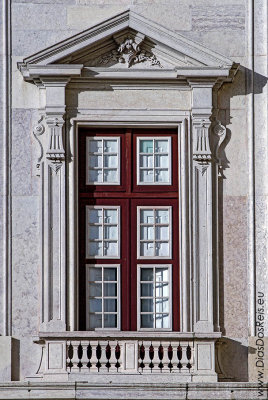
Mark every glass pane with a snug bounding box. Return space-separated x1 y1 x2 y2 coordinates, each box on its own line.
104 241 118 257
155 298 169 313
88 209 102 224
141 298 153 312
140 155 153 168
88 241 102 257
140 140 153 153
104 209 117 224
140 226 154 240
140 242 154 257
89 139 102 153
104 155 118 168
155 169 169 183
88 267 102 281
141 314 154 328
88 283 102 297
104 299 117 312
104 225 118 240
141 268 153 281
89 313 102 329
103 268 117 281
89 298 102 313
155 267 169 282
155 226 169 240
89 155 102 168
141 283 153 297
104 140 118 153
155 155 168 168
155 282 169 297
140 209 154 224
89 225 102 240
103 169 118 183
155 313 169 329
155 210 169 224
155 140 169 153
89 169 102 183
155 242 169 257
140 169 154 183
104 282 117 296
104 314 117 328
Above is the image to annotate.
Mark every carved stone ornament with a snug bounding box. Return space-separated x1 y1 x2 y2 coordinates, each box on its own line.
33 115 45 175
213 119 227 159
100 36 163 68
46 116 65 173
192 119 212 164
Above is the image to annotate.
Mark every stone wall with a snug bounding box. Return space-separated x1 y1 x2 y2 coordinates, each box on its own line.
0 0 267 383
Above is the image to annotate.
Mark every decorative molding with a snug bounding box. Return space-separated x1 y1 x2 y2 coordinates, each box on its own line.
192 117 212 164
46 116 65 173
99 35 162 68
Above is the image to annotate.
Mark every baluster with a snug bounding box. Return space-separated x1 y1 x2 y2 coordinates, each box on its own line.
105 341 111 371
167 343 173 372
158 343 164 371
77 342 83 370
138 342 145 371
87 342 92 369
66 341 74 371
186 344 192 371
149 342 154 371
115 342 121 371
96 342 102 371
177 343 182 371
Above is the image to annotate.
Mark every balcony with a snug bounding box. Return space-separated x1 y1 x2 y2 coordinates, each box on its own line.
34 332 220 383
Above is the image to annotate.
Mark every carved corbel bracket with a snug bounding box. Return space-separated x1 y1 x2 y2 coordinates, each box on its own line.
211 119 227 163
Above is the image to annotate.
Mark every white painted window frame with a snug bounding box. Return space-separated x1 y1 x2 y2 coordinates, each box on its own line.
136 136 172 185
137 206 172 259
86 205 121 259
86 136 120 185
137 264 172 331
86 264 121 331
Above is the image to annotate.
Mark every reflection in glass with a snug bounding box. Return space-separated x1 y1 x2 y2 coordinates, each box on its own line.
141 283 153 297
141 268 153 281
103 268 117 281
89 314 102 329
104 314 117 328
141 314 154 328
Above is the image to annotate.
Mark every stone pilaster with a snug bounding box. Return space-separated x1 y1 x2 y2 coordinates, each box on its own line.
38 79 69 332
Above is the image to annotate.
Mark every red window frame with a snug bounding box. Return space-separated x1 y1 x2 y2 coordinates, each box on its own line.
78 128 180 331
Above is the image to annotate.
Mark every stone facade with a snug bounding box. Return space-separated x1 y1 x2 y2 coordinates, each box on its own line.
0 0 267 399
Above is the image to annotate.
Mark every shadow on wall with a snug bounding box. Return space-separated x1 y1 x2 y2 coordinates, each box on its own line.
215 66 267 382
216 337 253 382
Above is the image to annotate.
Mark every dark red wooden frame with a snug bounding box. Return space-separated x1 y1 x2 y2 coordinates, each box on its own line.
78 128 180 331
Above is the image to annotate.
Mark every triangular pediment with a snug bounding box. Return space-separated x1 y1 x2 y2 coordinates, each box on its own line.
20 9 234 73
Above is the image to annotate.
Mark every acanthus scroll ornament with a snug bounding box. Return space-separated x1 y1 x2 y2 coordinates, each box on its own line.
100 36 163 68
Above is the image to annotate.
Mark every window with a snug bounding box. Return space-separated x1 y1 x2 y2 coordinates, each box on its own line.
79 128 179 331
86 206 120 259
137 206 172 259
86 137 120 185
137 137 171 184
138 265 172 330
86 265 120 330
